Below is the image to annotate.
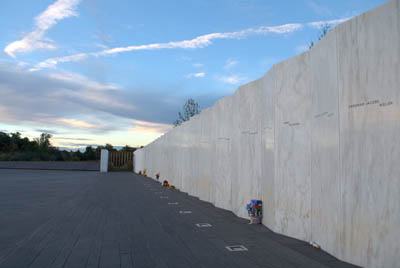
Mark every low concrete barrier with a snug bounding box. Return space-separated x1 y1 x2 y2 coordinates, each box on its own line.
0 161 99 171
100 149 108 172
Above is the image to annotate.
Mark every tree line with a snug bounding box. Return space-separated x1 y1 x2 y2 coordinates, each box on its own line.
0 132 139 161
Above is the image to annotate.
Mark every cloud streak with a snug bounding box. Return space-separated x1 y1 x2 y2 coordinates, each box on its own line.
32 17 352 70
223 59 239 69
34 23 303 69
55 137 93 141
186 72 205 79
216 74 248 85
130 120 172 134
4 0 81 57
308 18 350 28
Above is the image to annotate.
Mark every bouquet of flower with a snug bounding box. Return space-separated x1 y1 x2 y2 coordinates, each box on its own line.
246 200 263 217
155 173 160 180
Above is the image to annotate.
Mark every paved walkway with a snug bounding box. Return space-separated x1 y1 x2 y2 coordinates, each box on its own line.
0 169 359 268
0 161 99 171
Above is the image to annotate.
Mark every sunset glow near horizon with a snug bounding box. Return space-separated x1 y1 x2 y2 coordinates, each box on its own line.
0 0 386 150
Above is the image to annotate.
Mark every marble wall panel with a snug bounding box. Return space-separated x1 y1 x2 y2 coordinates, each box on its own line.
191 115 203 196
274 52 312 242
260 68 276 231
177 121 189 192
196 108 213 202
213 97 234 210
337 1 400 267
309 28 341 257
234 79 264 218
228 90 241 215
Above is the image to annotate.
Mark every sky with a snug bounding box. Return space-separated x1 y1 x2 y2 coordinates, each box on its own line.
0 0 387 150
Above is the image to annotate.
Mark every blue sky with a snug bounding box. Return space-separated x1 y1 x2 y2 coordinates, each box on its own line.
0 0 387 149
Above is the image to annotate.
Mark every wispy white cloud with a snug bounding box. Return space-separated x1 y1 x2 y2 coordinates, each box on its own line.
57 118 99 129
94 43 109 49
4 0 81 58
186 72 205 79
223 58 239 69
130 120 172 134
216 74 247 85
308 18 350 28
33 52 88 70
31 17 352 71
33 23 302 70
193 63 204 68
47 71 119 91
96 23 301 55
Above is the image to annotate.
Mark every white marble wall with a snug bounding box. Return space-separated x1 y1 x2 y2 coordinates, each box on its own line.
274 52 312 242
336 1 400 267
134 1 400 267
310 27 342 258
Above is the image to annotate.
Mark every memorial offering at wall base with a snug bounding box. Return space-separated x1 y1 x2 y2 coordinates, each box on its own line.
246 200 263 224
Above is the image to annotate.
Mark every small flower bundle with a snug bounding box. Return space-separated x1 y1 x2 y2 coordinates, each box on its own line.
246 200 263 217
138 170 142 175
143 169 147 177
155 173 160 180
169 185 175 189
163 180 169 187
246 200 263 224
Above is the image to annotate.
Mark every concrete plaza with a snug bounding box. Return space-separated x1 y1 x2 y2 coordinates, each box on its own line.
0 169 358 268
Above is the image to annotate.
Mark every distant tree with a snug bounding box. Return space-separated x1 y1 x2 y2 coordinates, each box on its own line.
34 133 52 152
0 132 11 152
10 132 22 151
95 146 104 156
173 98 201 127
121 145 137 152
20 137 37 152
0 131 122 161
60 150 73 161
82 146 97 161
105 143 115 152
74 150 83 161
309 23 331 49
318 24 331 40
308 41 315 50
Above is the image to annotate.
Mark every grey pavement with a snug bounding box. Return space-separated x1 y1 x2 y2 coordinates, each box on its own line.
0 169 359 268
0 161 99 171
